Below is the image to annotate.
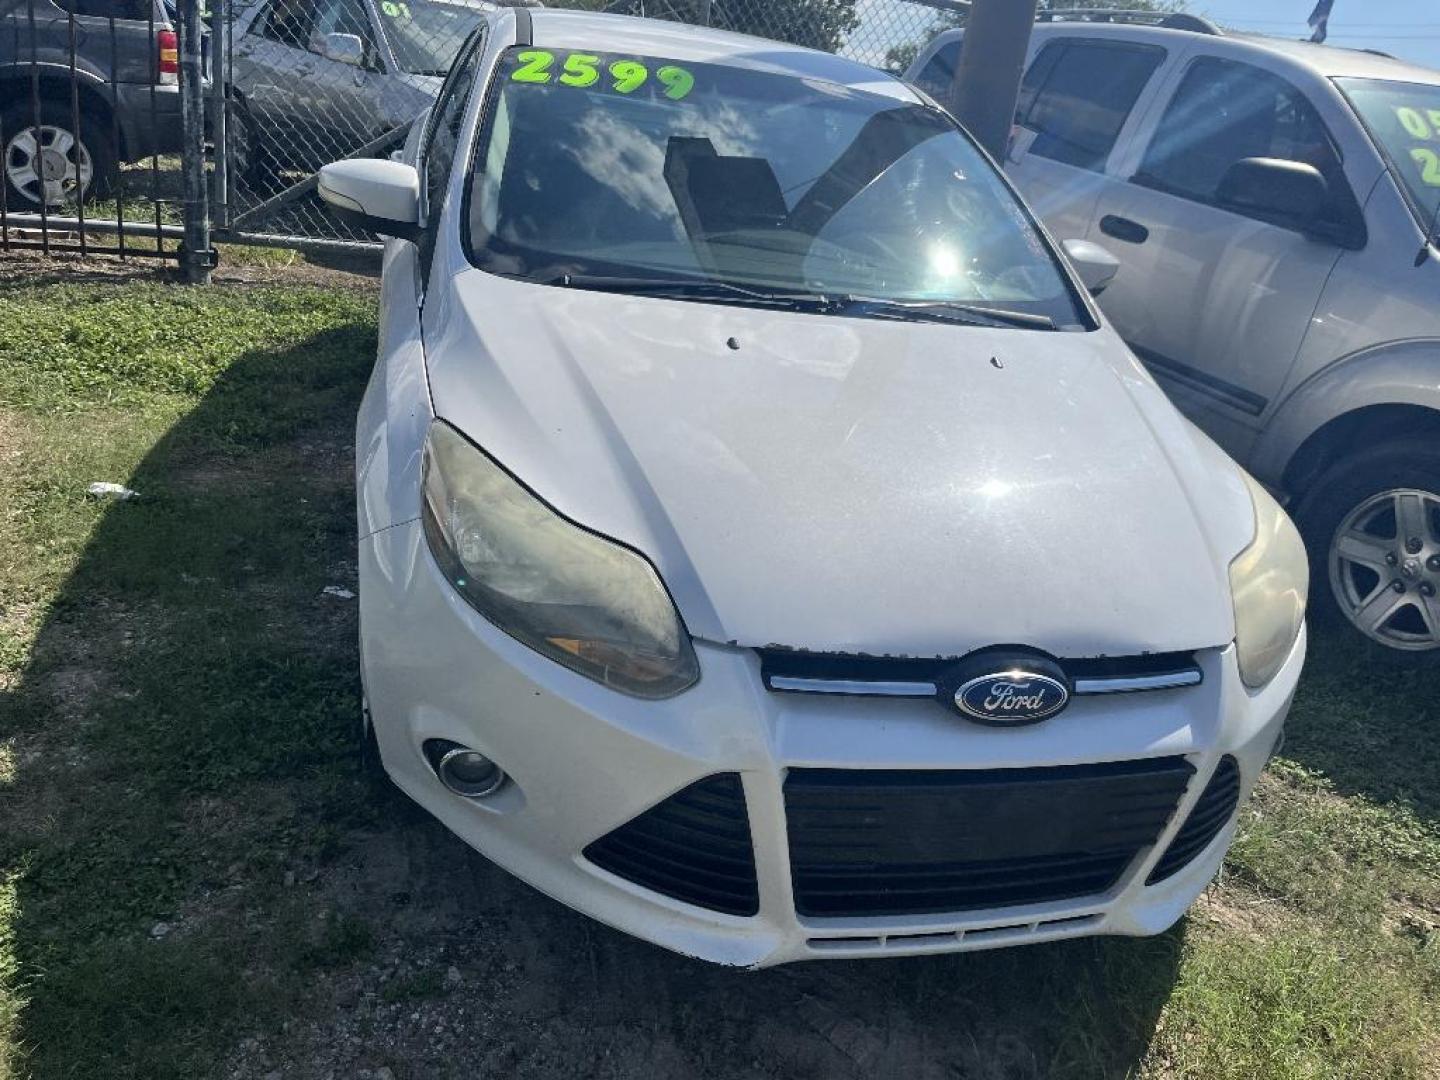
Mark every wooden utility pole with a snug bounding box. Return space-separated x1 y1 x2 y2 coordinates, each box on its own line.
949 0 1039 161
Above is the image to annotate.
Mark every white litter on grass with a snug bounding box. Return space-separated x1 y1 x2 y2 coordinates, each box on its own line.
86 482 139 501
321 585 356 600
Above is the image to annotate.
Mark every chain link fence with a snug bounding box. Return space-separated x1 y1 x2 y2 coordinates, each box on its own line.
212 0 969 250
0 0 963 261
1 0 1167 262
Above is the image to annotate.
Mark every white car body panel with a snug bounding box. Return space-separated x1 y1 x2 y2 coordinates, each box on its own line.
422 269 1252 657
360 513 1301 966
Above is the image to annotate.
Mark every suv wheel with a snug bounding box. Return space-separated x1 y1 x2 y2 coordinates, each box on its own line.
1295 438 1440 655
2 101 116 208
225 98 270 190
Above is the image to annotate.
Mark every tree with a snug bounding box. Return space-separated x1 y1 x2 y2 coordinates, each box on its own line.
712 0 860 53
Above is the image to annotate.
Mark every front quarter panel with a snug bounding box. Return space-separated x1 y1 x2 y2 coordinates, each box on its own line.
357 236 433 540
1251 174 1440 486
355 17 506 541
1251 339 1440 486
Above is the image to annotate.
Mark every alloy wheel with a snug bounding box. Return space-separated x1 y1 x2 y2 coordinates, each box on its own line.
4 123 93 206
1328 487 1440 651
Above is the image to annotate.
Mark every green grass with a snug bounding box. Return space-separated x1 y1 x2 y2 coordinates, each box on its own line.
0 278 378 1079
0 276 1436 1078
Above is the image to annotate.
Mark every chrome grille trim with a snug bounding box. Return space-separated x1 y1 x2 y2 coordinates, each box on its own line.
1072 669 1203 695
767 676 937 697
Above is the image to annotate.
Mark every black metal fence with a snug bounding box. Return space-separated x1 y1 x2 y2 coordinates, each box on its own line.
0 0 202 262
0 0 991 274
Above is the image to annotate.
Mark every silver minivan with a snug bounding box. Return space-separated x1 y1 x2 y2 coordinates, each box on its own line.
909 16 1440 656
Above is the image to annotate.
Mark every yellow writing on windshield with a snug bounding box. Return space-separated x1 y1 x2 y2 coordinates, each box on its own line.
1393 106 1440 186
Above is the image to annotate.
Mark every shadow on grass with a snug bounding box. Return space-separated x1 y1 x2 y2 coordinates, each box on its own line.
1281 622 1440 825
0 320 1182 1078
0 321 375 1078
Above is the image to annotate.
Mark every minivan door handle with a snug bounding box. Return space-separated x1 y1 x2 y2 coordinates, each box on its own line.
1100 215 1149 245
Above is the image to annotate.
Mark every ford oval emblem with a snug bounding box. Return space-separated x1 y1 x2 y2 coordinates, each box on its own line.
954 669 1070 725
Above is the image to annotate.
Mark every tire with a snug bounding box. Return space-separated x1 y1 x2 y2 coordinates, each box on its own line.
224 97 275 192
1 98 116 209
1293 437 1440 659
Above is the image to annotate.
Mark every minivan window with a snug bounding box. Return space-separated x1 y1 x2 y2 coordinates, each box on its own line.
913 39 961 104
259 0 314 49
467 48 1089 328
1015 40 1165 171
1138 57 1353 229
1337 77 1440 229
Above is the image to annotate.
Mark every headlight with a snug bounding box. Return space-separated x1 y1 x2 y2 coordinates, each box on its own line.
420 421 699 698
1229 471 1308 688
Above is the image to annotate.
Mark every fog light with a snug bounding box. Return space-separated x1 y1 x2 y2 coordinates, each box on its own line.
424 739 505 798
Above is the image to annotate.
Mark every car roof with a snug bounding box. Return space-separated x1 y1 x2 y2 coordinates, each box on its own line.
528 8 918 100
1225 32 1440 84
926 21 1440 87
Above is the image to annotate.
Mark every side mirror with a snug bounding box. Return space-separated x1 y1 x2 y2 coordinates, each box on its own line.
1062 238 1120 296
319 31 365 67
1216 157 1327 225
318 159 421 241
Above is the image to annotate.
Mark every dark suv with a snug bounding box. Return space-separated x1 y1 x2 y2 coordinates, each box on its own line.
1 0 187 206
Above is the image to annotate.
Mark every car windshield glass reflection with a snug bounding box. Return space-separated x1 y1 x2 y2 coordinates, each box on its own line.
1338 77 1440 229
384 0 487 75
466 48 1088 327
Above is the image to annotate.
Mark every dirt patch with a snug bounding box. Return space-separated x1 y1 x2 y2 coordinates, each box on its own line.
1190 885 1292 941
0 249 378 292
214 252 380 291
162 437 354 499
1386 896 1439 948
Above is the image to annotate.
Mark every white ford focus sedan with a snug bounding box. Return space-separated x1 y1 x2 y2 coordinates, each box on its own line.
320 7 1308 967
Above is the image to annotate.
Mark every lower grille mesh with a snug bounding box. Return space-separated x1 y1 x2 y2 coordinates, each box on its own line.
786 758 1194 918
584 774 759 917
1147 756 1241 885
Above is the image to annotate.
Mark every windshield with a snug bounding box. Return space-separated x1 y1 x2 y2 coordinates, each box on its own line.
1337 77 1440 227
382 0 489 76
466 48 1089 327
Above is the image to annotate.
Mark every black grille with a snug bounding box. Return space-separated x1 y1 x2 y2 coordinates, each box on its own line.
785 758 1194 917
1147 756 1241 885
584 774 759 917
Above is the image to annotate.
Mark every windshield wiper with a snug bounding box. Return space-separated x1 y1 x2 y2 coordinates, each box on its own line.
828 295 1056 331
539 273 830 311
535 274 1055 329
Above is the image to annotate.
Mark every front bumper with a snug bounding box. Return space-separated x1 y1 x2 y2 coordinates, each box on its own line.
360 519 1303 968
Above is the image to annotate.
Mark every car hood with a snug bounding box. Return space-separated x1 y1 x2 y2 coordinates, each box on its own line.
424 270 1255 658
